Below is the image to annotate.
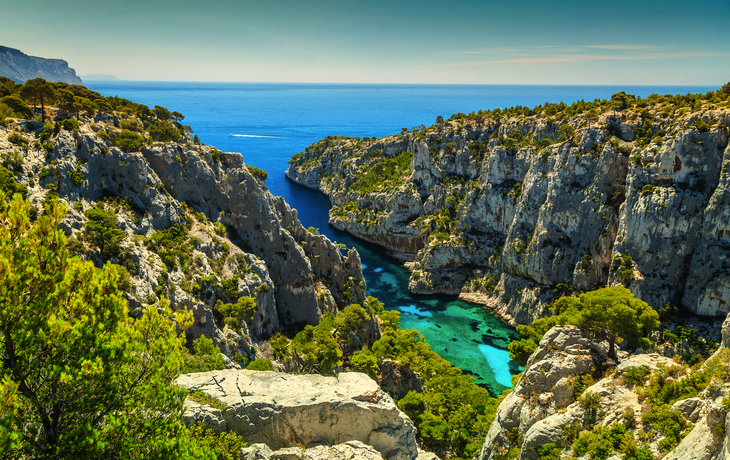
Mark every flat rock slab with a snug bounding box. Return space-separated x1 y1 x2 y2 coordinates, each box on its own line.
305 441 385 460
177 370 418 460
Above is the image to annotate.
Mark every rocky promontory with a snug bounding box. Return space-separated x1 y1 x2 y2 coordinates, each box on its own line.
478 311 730 460
0 108 365 361
286 89 730 325
0 46 83 84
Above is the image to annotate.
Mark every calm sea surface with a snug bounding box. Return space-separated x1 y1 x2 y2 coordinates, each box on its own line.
88 82 715 394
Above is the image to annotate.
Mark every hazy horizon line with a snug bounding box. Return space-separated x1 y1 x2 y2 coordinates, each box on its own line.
80 79 723 88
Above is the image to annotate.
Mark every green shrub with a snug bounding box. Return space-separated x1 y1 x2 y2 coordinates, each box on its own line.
291 314 342 375
0 95 33 119
185 424 246 460
641 405 688 452
69 168 84 187
1 151 23 171
420 412 453 451
572 430 609 459
246 358 274 371
579 391 602 425
350 150 413 195
0 166 27 197
269 333 291 360
221 276 240 299
641 184 655 196
187 390 227 412
246 165 268 180
349 347 378 378
622 365 652 387
692 118 710 133
61 118 79 131
145 223 192 271
120 118 144 132
334 303 370 341
537 442 562 460
81 205 125 259
619 432 655 460
113 129 146 153
7 132 28 148
148 120 181 142
181 335 226 373
507 337 537 367
215 296 257 333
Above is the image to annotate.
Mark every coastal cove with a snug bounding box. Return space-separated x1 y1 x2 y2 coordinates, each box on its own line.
87 81 715 394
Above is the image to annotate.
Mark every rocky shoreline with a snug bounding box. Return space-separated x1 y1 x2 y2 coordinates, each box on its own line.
286 98 730 327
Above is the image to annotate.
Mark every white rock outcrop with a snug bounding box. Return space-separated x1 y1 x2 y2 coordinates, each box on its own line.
177 370 419 460
479 319 730 460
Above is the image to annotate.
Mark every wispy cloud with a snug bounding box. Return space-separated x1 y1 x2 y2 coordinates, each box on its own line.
436 45 726 68
587 44 657 50
451 46 581 55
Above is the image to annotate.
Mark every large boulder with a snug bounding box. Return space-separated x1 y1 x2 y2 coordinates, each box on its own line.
177 370 419 460
723 311 730 349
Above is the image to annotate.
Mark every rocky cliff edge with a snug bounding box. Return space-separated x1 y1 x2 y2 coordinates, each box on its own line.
0 115 366 360
286 99 730 325
479 312 730 460
0 46 83 84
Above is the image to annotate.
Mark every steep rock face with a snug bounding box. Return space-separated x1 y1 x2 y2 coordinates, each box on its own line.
0 117 366 358
661 332 730 460
286 107 730 323
176 370 419 460
478 326 609 460
479 324 730 460
140 142 365 326
662 402 728 460
0 46 83 84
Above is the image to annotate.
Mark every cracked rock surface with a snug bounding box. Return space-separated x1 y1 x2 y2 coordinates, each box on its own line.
176 370 419 460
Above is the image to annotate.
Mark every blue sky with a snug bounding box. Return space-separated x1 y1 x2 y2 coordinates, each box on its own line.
1 0 729 84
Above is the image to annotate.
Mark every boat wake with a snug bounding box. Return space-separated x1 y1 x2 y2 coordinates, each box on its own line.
228 133 277 138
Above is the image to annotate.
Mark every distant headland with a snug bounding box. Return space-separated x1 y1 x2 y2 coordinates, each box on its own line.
0 45 83 85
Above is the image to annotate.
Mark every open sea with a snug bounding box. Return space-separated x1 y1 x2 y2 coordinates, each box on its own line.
87 81 716 395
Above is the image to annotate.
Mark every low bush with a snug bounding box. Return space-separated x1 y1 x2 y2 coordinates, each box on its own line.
246 165 268 180
182 335 226 373
246 358 274 371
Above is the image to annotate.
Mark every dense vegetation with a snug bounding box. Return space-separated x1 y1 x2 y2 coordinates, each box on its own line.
350 150 413 195
0 75 270 182
0 194 243 459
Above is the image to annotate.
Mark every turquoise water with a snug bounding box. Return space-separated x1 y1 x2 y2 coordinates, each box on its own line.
87 82 715 395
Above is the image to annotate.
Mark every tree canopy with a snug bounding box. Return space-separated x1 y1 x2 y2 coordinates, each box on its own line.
19 78 55 122
509 286 660 364
0 193 217 459
81 205 126 259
